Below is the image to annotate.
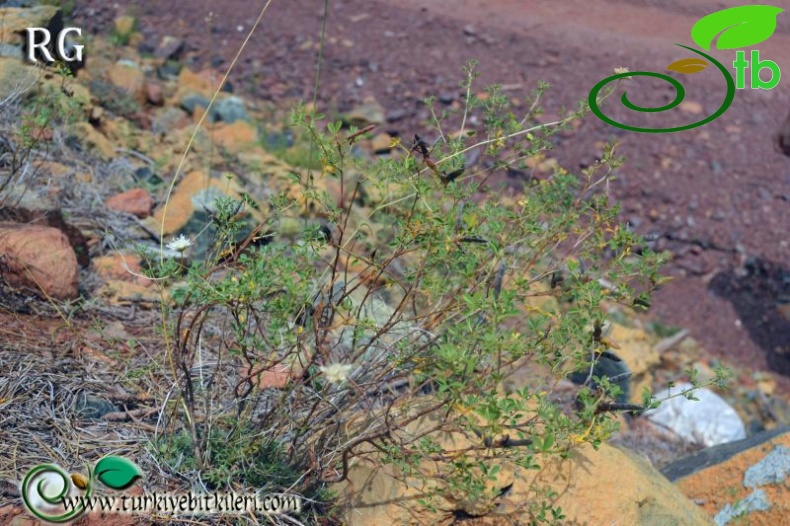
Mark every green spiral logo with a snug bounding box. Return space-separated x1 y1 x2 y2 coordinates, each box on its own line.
21 463 91 523
588 45 735 134
588 5 786 133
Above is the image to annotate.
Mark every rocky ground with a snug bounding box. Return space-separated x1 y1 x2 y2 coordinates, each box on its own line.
0 0 788 524
71 0 790 385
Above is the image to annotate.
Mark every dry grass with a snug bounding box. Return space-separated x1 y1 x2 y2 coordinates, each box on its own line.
0 306 306 524
0 314 161 489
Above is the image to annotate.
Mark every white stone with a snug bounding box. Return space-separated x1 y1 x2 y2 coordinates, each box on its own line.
645 382 746 447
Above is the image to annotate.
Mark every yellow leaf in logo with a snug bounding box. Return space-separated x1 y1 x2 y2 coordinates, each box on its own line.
71 473 89 490
666 58 709 75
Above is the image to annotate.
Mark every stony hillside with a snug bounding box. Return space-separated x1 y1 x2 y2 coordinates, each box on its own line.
0 3 788 525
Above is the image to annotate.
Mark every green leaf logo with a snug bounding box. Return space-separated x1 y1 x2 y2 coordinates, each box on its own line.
94 456 142 490
691 5 784 50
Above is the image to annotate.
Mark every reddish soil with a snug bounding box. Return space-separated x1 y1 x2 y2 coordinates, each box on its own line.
71 0 789 378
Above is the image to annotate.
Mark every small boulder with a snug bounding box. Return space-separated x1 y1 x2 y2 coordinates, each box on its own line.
106 60 145 103
343 98 385 127
370 133 392 153
93 253 151 287
144 82 163 105
147 169 261 236
180 93 210 114
154 35 184 60
334 404 711 525
211 120 258 154
0 223 78 299
150 106 191 135
175 67 219 100
105 188 153 218
210 96 248 124
0 5 61 47
645 382 746 447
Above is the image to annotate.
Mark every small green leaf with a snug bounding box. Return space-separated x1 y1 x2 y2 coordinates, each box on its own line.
94 456 142 490
691 5 784 50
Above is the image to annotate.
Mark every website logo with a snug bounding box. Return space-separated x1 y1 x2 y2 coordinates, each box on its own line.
589 5 783 133
20 456 301 523
22 456 141 523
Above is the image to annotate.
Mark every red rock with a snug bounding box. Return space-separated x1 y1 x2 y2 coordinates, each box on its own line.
106 62 145 103
211 120 258 153
249 363 294 390
0 223 79 300
145 82 163 105
105 188 153 218
93 253 152 287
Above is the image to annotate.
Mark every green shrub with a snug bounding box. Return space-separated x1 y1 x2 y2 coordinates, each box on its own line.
0 63 80 206
147 62 728 522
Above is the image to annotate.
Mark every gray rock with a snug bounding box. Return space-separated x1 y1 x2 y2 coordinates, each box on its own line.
743 445 790 488
264 130 294 149
0 43 22 59
74 394 117 420
209 95 248 124
157 61 181 79
385 108 409 122
343 100 385 127
713 490 771 526
154 35 184 60
438 91 455 105
151 106 189 135
180 92 210 114
568 350 631 404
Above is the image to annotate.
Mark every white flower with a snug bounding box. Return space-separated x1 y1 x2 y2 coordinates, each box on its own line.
320 363 353 384
613 67 632 79
167 234 193 253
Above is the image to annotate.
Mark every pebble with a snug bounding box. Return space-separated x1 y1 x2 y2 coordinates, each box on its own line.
711 211 727 221
210 96 248 124
180 93 210 114
154 35 184 60
679 101 703 115
386 108 409 122
438 91 455 104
